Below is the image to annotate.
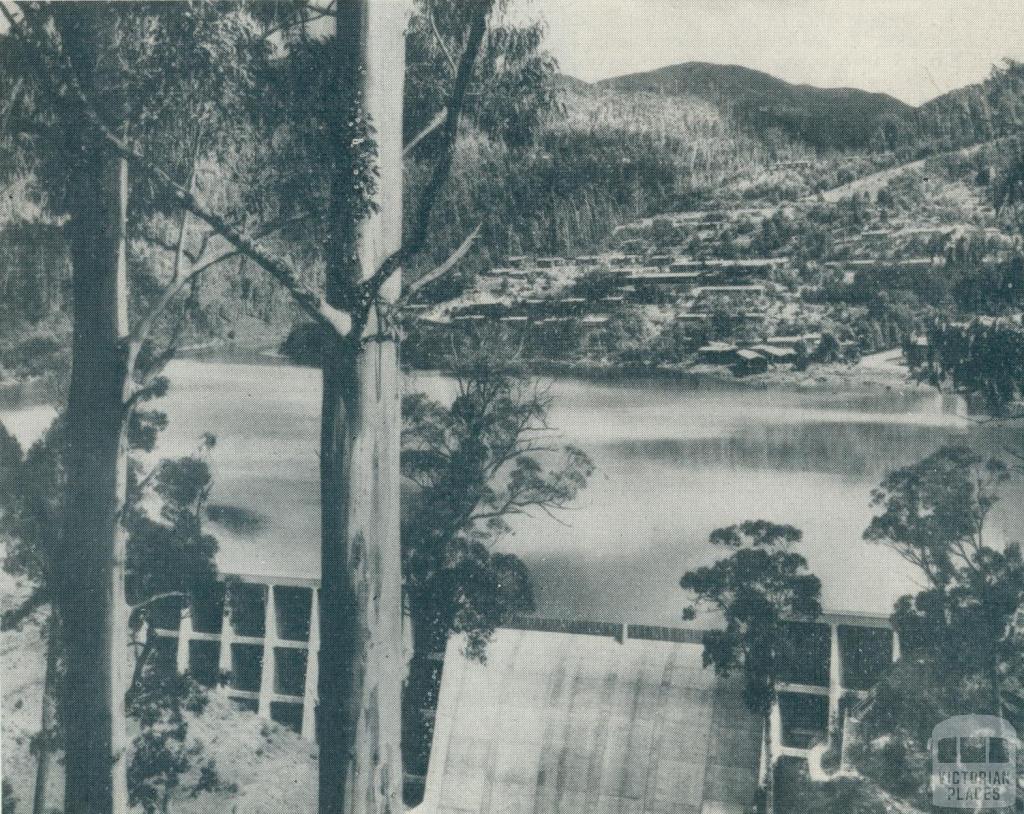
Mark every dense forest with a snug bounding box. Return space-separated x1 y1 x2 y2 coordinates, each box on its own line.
899 59 1024 152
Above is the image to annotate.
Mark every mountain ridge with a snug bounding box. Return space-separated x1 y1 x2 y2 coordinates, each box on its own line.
574 61 916 151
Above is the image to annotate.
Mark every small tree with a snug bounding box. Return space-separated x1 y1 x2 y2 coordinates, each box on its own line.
864 445 1019 715
840 445 1024 809
400 333 593 799
865 445 1008 592
1 419 227 814
921 320 1024 416
681 521 822 814
814 332 842 364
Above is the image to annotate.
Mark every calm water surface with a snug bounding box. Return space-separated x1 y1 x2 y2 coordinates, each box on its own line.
5 358 1019 625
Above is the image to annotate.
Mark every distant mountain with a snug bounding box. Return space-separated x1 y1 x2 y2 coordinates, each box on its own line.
589 62 916 151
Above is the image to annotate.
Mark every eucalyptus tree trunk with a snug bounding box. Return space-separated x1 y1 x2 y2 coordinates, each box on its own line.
60 143 131 814
401 600 449 803
32 611 60 814
318 3 406 814
55 16 133 805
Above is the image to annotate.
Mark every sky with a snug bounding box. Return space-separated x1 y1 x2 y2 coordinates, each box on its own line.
526 0 1024 106
2 2 1021 107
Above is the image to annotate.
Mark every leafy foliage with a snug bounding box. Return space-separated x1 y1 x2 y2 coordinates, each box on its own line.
0 412 226 811
400 332 593 794
3 3 272 217
865 445 1009 585
920 319 1024 416
775 758 892 814
0 418 64 625
124 447 219 615
401 335 593 655
1 778 16 814
864 445 1024 715
681 521 822 716
405 2 560 152
681 521 820 814
849 446 1024 804
127 669 234 814
851 659 990 807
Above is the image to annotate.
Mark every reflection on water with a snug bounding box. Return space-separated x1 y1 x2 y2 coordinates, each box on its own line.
2 359 1018 626
607 422 971 480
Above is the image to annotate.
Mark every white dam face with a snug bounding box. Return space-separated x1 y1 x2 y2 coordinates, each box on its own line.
420 627 762 814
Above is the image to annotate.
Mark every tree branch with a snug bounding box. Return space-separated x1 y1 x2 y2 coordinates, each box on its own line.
400 223 481 303
360 0 492 303
128 138 203 370
403 107 447 158
0 587 48 631
131 211 306 357
4 8 354 339
427 4 458 76
261 1 336 40
128 636 155 699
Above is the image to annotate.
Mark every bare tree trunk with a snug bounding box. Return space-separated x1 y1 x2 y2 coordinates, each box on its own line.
32 611 60 814
59 141 131 814
763 714 774 814
318 3 406 814
401 602 448 805
48 12 133 811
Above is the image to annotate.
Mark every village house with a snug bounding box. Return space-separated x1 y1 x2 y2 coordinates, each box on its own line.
732 348 769 375
696 341 740 365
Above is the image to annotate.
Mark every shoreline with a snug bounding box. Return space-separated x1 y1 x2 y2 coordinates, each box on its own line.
0 344 928 406
407 349 928 396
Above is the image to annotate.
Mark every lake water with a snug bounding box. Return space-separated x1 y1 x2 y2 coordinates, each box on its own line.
4 357 1020 626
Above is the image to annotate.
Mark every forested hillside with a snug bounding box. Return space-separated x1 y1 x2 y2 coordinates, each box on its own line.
596 61 916 150
3 61 790 353
402 80 795 296
905 59 1024 152
7 56 1024 369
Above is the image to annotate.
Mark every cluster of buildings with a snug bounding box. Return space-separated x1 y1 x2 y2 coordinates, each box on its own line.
690 330 856 376
826 222 1018 283
417 251 790 340
414 197 1020 367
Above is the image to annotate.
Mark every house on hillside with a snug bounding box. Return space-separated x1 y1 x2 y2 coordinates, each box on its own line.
749 344 797 364
765 333 821 349
556 297 587 316
669 259 705 274
631 270 702 289
697 342 740 365
733 348 769 375
693 285 766 299
450 300 508 319
647 253 674 266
